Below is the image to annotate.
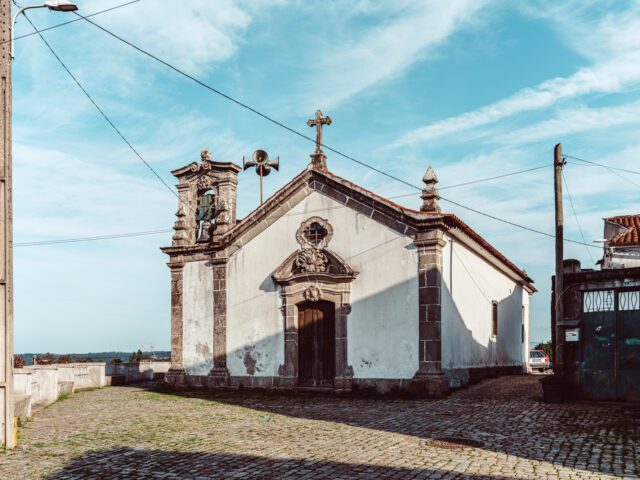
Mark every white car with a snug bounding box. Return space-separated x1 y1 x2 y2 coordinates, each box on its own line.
529 350 551 372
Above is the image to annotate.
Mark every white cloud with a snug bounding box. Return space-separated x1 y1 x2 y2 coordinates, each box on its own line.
81 0 255 75
299 0 493 110
497 100 640 145
393 2 640 146
395 54 640 146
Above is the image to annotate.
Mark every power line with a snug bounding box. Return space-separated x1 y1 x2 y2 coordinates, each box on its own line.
19 10 594 252
441 164 549 190
74 12 418 191
437 193 600 249
15 229 172 247
564 154 640 177
389 164 551 200
566 153 640 189
12 161 560 249
73 14 603 250
562 173 595 263
23 13 186 211
8 0 142 45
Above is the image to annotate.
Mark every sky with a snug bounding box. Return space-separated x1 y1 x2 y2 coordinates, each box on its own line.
11 0 640 353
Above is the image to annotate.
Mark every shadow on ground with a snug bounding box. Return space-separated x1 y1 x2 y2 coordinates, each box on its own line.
128 376 640 479
46 448 517 479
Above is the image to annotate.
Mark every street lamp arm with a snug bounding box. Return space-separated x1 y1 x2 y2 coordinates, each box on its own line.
11 5 48 58
10 1 78 59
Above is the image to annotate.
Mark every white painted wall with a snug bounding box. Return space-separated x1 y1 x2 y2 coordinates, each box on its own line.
522 289 531 368
13 363 107 418
182 261 214 375
226 190 419 379
605 248 640 269
441 234 527 376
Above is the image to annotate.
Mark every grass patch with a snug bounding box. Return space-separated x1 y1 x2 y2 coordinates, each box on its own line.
45 393 73 408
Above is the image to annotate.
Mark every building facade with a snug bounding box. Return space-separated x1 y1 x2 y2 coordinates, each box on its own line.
162 145 535 395
601 215 640 269
553 214 640 401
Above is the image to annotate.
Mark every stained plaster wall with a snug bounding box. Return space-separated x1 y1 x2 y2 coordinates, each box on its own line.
226 190 419 379
182 261 214 375
441 234 528 385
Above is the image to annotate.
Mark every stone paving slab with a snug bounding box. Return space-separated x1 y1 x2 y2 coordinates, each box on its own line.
0 375 638 479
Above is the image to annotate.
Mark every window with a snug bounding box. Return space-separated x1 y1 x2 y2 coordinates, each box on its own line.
521 305 525 343
303 222 328 246
583 290 615 312
491 301 498 337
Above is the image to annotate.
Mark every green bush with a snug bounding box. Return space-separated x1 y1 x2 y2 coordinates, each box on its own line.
534 341 553 361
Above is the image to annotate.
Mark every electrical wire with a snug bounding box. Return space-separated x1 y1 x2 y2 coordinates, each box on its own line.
562 173 595 263
23 13 188 212
389 164 551 200
15 229 172 247
72 14 603 250
9 162 562 248
564 154 640 177
440 164 549 190
7 0 142 45
565 155 640 187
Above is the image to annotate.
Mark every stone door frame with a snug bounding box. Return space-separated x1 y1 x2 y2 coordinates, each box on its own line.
277 282 354 391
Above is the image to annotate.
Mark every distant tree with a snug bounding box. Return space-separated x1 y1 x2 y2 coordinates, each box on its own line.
128 349 145 363
13 355 24 369
534 341 553 361
57 355 71 364
111 358 123 364
36 352 56 365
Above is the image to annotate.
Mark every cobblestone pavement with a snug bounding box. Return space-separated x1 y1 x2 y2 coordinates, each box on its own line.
1 375 638 479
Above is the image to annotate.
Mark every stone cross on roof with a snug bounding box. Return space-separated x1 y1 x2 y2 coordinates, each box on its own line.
307 109 332 171
307 110 332 154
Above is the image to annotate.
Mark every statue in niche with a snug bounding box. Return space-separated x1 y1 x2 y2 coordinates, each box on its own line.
196 191 216 242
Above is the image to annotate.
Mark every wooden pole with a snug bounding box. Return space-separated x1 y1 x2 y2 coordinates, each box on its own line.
554 143 564 377
1 0 15 449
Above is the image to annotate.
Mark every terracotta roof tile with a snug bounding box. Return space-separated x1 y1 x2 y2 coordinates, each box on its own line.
606 214 640 246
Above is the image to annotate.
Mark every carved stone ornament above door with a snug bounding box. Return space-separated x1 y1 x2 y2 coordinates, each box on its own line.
272 218 358 286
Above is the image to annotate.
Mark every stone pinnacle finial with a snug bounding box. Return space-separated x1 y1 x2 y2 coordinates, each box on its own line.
421 165 441 213
201 149 212 162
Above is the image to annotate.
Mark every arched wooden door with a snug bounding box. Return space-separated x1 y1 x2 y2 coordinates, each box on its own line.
297 300 335 387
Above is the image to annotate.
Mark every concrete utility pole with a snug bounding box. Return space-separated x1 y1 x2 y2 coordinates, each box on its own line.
554 143 564 378
0 0 15 449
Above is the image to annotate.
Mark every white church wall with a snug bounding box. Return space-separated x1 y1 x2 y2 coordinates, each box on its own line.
182 261 214 376
227 242 285 377
522 288 531 368
226 190 419 380
441 234 526 386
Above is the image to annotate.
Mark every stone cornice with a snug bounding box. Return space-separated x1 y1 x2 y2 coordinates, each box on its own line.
171 160 241 178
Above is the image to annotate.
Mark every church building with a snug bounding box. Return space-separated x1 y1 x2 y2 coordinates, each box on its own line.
161 112 536 396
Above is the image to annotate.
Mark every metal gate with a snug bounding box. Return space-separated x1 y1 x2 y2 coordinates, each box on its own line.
582 289 640 401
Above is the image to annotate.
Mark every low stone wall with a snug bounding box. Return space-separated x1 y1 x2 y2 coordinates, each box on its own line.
13 363 107 420
105 360 170 385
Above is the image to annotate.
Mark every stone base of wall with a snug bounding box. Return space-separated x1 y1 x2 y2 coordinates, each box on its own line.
173 366 524 395
173 375 436 395
444 365 524 389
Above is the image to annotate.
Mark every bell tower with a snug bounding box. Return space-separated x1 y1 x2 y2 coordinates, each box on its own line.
170 149 242 246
